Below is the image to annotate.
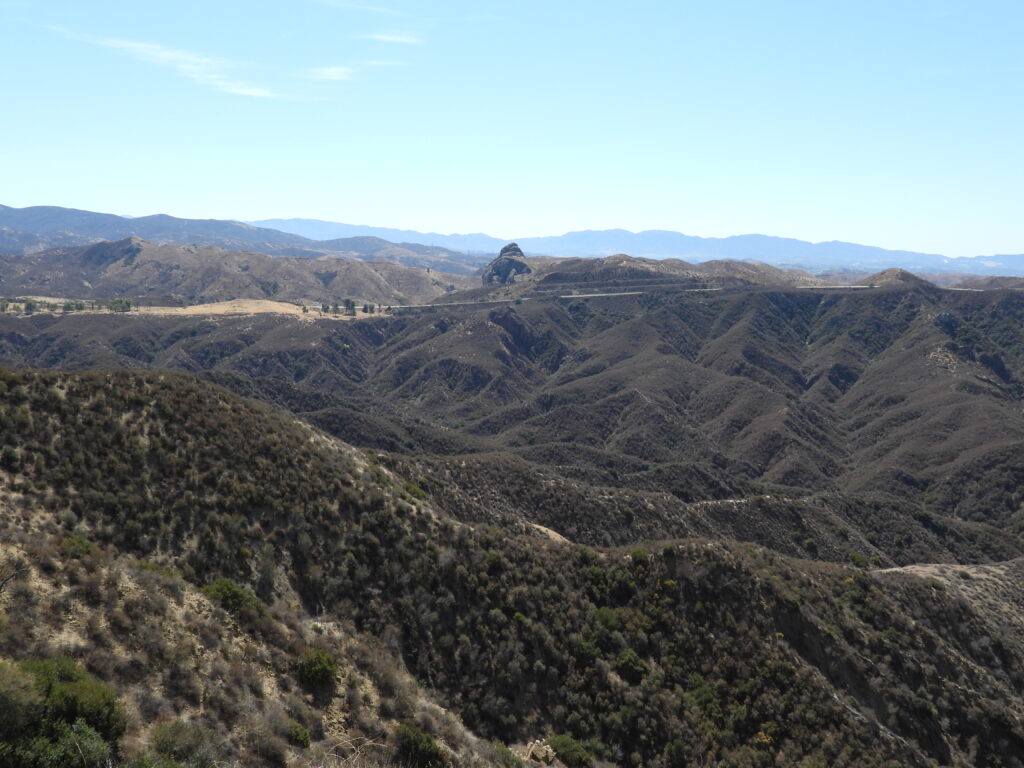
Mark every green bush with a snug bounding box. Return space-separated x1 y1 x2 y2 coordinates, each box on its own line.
63 534 96 558
547 734 593 768
0 445 19 470
395 722 446 768
21 655 83 691
0 657 124 768
200 577 264 616
593 606 620 631
287 720 311 748
296 648 338 690
19 719 111 768
614 648 646 685
47 677 127 741
403 482 428 500
21 656 126 740
848 552 869 569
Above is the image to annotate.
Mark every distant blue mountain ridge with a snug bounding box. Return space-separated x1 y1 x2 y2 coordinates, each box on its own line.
1 205 1020 277
253 218 1024 276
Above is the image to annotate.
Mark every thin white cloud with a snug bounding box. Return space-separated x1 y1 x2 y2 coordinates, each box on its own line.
315 0 405 15
54 28 278 98
357 32 423 44
302 65 356 81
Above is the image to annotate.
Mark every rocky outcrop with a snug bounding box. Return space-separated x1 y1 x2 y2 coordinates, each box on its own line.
483 243 533 285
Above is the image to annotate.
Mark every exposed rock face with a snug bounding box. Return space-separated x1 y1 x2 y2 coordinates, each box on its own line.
483 242 533 285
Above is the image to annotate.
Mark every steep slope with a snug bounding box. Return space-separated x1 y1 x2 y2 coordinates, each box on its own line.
0 238 476 305
2 282 1024 570
3 369 1024 766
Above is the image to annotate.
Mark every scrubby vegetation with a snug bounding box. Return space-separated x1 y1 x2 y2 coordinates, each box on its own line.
4 282 1024 571
0 656 125 767
1 369 1024 766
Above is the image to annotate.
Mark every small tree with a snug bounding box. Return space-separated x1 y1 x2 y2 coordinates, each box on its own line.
296 648 338 690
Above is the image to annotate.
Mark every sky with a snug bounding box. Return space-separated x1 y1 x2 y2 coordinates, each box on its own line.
1 0 1022 257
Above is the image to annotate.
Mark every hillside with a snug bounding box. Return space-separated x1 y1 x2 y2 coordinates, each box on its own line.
0 205 487 276
0 238 477 306
3 369 1024 767
855 268 935 288
457 252 830 303
2 279 1024 571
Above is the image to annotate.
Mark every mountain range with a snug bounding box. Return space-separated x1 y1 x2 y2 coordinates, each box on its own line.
0 237 476 306
0 204 488 276
255 217 1024 276
4 203 1024 278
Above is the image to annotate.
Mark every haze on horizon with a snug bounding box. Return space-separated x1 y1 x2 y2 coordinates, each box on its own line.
1 0 1022 258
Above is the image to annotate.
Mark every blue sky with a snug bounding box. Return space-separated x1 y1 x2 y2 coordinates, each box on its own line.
1 0 1021 256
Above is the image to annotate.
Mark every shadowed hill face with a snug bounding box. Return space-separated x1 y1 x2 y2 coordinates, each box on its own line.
0 237 477 305
4 283 1024 568
4 369 1024 767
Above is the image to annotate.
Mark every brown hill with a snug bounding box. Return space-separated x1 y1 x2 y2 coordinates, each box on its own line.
522 253 829 291
0 238 476 306
4 281 1024 570
439 252 831 306
856 267 936 288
